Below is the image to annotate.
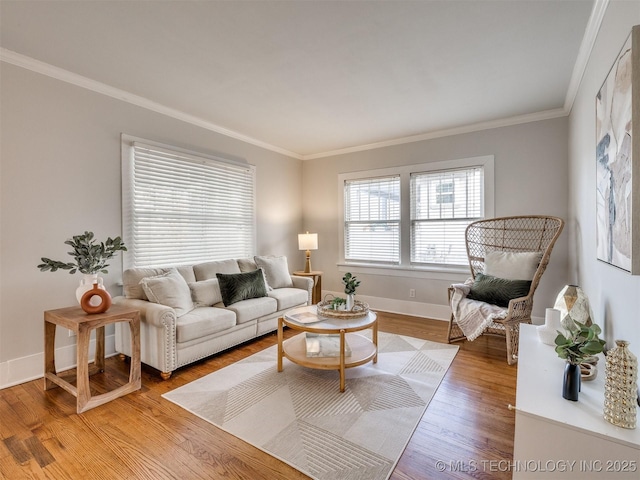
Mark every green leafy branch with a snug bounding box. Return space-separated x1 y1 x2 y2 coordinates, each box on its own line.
554 320 606 365
38 231 127 275
342 272 361 295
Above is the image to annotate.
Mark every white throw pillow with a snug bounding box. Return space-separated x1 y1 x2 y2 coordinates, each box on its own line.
189 278 223 307
254 255 293 289
140 268 194 317
484 251 542 281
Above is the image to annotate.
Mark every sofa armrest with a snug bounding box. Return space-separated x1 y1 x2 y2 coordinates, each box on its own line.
112 296 178 375
113 296 177 329
291 275 313 305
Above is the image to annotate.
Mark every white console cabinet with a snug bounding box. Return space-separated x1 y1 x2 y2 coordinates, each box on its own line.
513 324 640 479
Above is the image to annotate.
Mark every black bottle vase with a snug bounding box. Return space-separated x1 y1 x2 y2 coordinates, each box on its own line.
562 362 581 401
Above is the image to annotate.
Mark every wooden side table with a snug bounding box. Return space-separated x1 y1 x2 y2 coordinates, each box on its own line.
292 270 323 304
44 304 141 414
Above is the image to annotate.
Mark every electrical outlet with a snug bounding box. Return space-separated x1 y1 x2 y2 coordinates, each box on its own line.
68 329 76 337
409 288 416 298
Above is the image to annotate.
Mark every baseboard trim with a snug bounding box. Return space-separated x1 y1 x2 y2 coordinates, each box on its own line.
323 291 451 321
0 334 116 390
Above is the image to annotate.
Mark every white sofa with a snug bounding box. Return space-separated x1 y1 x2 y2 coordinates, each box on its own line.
113 256 312 379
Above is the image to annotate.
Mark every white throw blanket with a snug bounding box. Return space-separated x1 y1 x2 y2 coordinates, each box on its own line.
450 278 508 341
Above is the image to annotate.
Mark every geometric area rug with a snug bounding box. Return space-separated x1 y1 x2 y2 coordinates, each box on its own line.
163 331 458 480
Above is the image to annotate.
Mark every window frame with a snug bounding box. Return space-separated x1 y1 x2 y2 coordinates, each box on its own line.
338 155 494 278
121 134 257 270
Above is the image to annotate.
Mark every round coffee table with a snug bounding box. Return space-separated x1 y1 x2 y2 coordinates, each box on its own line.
277 305 377 392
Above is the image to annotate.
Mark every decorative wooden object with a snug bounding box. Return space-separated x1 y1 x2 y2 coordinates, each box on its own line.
44 304 141 413
278 305 377 392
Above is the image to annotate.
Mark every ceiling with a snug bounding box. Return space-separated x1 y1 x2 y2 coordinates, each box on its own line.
0 0 597 159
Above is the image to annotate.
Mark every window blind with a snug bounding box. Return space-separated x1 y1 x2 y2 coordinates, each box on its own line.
344 175 400 264
410 167 483 266
122 141 255 269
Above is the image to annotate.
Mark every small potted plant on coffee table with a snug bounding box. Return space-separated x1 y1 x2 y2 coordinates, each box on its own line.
342 272 361 311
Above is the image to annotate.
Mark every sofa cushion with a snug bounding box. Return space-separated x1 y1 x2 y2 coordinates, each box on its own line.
176 306 236 343
124 267 168 300
268 288 309 310
255 255 293 289
189 278 223 307
123 265 195 300
194 259 241 281
219 296 278 324
140 268 194 317
237 257 258 272
217 269 268 306
484 251 541 281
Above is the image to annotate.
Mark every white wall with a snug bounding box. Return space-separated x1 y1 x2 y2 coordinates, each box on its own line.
568 2 640 352
303 117 570 320
0 63 304 387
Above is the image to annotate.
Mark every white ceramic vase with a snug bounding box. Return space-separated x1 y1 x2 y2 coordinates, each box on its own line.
346 294 355 311
537 308 562 346
76 274 106 307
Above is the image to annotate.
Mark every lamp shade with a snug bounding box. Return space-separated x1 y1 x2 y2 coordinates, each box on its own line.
298 232 318 251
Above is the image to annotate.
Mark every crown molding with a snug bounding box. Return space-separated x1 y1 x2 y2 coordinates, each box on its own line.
301 108 568 160
563 0 609 113
0 48 303 160
3 7 605 164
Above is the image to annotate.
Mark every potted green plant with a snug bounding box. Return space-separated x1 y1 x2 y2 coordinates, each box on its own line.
342 272 361 310
38 231 127 303
555 321 605 401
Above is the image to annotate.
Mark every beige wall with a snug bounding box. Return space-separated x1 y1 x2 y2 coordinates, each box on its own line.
0 64 303 376
303 117 570 319
568 1 640 351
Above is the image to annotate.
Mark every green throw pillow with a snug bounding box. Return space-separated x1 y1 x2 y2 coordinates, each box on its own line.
467 273 532 308
216 269 268 306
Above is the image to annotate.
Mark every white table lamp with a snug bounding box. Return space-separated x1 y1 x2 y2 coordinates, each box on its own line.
298 232 318 273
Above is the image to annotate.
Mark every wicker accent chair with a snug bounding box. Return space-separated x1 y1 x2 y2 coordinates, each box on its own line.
447 215 564 365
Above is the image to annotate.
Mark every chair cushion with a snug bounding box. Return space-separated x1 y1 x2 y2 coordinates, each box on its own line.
467 273 532 308
218 296 278 324
484 251 542 280
216 269 268 306
268 288 309 310
189 278 223 307
176 307 236 343
255 255 293 289
139 268 194 317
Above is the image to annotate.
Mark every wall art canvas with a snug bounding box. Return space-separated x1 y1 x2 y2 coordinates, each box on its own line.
596 25 640 274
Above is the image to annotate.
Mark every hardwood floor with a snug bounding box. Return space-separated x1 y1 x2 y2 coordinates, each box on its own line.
0 312 517 479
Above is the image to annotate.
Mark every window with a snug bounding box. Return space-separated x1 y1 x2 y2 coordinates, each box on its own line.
339 156 493 272
121 135 256 269
410 167 484 266
344 176 400 264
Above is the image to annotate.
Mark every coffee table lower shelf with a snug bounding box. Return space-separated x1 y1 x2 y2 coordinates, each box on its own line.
280 333 376 391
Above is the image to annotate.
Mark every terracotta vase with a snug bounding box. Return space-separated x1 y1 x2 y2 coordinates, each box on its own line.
80 283 112 314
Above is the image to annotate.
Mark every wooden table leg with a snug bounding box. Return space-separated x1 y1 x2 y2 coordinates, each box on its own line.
373 319 378 364
277 317 284 372
44 320 57 390
128 317 141 387
339 329 346 392
76 324 92 414
95 325 105 372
